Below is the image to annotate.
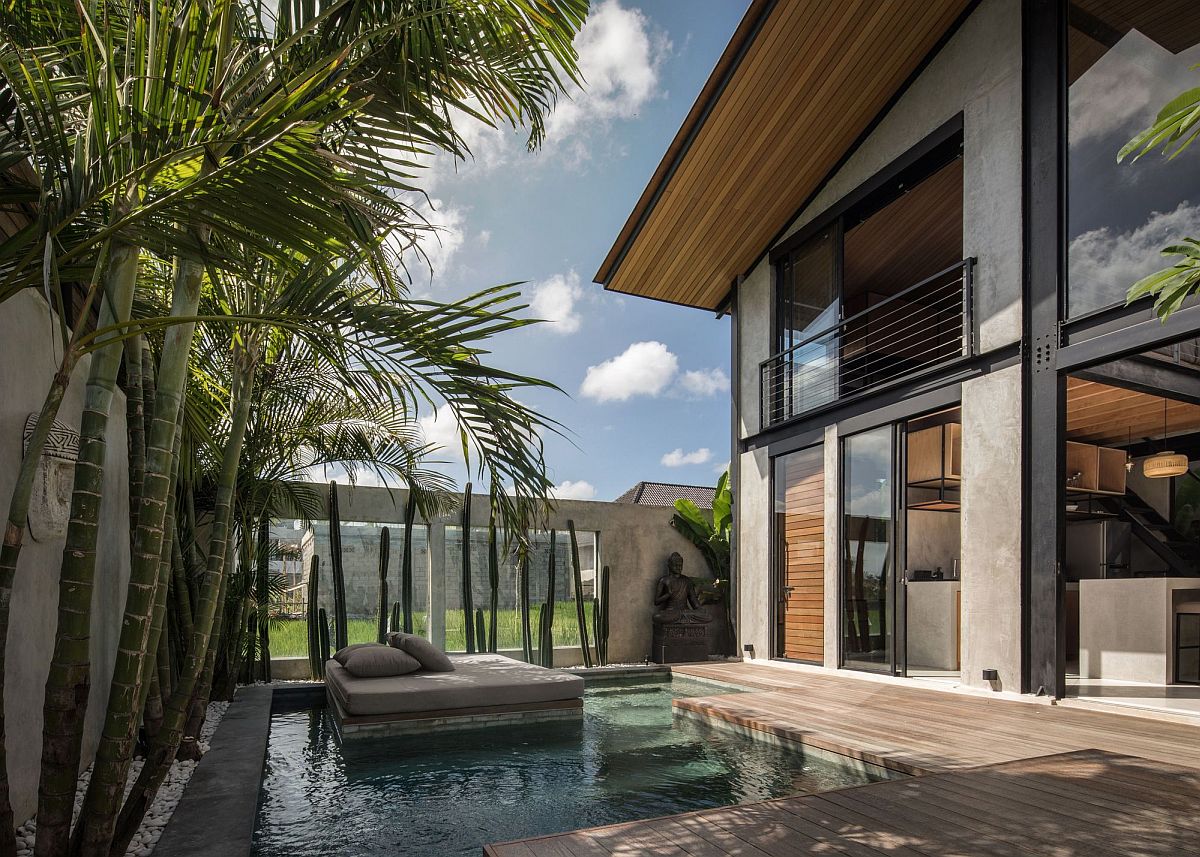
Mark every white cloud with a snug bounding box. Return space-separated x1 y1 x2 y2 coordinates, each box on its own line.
580 340 678 402
550 479 596 500
679 368 730 397
1068 201 1200 307
545 0 667 141
398 197 467 284
418 403 464 460
421 0 669 187
529 270 585 334
661 447 711 468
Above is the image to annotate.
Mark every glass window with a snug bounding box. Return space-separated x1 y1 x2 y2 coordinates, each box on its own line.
1067 1 1200 317
777 230 838 354
841 426 895 672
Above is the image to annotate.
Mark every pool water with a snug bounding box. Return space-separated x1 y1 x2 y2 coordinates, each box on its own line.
252 677 886 856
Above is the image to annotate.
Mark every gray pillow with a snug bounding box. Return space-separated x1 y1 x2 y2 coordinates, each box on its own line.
332 642 380 666
342 645 422 678
387 632 455 672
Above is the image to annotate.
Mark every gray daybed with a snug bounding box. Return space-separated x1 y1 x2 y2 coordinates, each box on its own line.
325 653 585 738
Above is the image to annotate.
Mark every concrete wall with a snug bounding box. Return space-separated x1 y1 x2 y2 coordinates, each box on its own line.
0 290 132 823
297 484 709 665
734 0 1024 689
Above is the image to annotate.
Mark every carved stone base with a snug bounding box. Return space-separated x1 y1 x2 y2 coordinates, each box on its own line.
651 621 712 664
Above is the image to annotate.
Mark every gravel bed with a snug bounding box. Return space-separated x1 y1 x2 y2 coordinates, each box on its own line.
15 700 230 857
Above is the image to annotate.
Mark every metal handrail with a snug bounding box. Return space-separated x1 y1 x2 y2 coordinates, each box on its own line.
760 258 975 371
760 258 975 429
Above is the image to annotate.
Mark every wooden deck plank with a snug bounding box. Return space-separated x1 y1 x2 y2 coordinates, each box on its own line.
488 665 1200 856
487 751 1200 856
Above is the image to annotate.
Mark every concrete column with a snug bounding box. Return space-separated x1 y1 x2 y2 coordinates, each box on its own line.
737 446 771 659
427 521 446 648
822 424 840 668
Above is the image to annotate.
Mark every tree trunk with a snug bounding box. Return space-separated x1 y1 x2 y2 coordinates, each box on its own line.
101 355 255 856
71 251 209 857
33 244 138 857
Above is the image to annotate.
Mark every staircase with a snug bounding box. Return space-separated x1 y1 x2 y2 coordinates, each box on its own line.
1095 488 1200 577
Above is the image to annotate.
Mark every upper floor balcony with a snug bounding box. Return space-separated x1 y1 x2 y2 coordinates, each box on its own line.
761 259 974 429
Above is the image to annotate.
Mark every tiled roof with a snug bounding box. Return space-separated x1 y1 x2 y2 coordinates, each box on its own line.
614 481 714 509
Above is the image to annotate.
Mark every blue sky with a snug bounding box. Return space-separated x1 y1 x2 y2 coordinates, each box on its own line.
402 0 748 502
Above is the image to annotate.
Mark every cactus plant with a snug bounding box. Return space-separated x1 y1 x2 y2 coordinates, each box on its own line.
487 505 499 653
328 481 348 651
474 608 486 652
460 483 476 653
519 544 533 663
591 564 610 666
566 520 593 668
306 556 322 679
401 492 416 633
318 607 332 664
376 526 391 644
389 601 401 635
539 530 557 667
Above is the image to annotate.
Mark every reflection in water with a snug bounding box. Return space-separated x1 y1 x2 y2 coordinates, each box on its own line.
252 678 885 857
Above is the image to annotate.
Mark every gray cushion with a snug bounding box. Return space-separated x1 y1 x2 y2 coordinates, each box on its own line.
387 632 454 672
333 642 380 666
325 653 585 716
342 645 422 678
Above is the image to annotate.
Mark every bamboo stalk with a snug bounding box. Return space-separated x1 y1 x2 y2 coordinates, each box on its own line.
34 245 138 857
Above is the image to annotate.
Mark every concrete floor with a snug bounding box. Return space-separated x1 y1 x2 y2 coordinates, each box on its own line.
1066 675 1200 717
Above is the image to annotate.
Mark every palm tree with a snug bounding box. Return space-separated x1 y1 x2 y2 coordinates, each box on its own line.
0 1 588 854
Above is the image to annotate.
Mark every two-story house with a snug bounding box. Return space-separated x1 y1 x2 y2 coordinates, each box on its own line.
597 0 1200 710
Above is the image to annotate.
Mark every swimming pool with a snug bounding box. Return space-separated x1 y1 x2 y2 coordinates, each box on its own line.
252 676 890 856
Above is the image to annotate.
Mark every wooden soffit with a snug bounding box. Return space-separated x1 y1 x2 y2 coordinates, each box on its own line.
1066 378 1200 445
594 0 973 311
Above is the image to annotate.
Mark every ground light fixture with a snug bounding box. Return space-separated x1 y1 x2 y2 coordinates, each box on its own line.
1144 399 1188 479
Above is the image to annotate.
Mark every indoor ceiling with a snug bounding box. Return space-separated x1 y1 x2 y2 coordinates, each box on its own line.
1066 377 1200 445
594 0 971 311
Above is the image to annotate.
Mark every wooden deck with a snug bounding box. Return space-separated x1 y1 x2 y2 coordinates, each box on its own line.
671 662 1200 775
486 750 1200 856
485 662 1200 856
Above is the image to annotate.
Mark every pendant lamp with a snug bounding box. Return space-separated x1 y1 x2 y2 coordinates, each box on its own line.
1144 399 1188 479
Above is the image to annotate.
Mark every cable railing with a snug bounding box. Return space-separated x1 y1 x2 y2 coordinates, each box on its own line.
761 259 974 428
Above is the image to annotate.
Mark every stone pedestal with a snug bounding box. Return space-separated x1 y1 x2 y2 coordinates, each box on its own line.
651 622 712 664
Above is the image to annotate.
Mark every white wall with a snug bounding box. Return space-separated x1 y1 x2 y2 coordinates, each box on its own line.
0 290 131 823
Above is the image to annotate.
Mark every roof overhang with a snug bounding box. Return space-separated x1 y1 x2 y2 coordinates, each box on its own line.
594 0 974 311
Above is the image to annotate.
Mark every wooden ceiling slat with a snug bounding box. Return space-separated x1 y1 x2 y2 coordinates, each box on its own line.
597 0 971 310
1066 378 1200 445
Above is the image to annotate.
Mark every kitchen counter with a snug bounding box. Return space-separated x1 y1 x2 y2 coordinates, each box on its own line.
1079 578 1200 684
906 579 960 672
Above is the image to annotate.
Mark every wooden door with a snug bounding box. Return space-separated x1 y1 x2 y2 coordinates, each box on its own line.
776 446 825 661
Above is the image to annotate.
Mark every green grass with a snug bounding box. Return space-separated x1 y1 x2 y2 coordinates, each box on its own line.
268 601 593 658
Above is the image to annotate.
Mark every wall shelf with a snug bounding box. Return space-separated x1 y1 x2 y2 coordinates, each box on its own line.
907 423 962 511
1065 441 1127 496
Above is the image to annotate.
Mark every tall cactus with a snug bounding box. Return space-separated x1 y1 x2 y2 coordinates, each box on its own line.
474 609 486 653
306 556 322 679
593 565 610 666
257 518 272 682
539 530 557 667
487 505 499 653
567 521 594 668
327 481 348 651
519 543 533 663
460 483 476 653
401 492 416 633
376 527 391 644
389 602 401 635
318 607 332 663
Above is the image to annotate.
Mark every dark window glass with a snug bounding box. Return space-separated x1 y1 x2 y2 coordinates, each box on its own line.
777 230 837 353
1067 1 1200 317
841 426 894 672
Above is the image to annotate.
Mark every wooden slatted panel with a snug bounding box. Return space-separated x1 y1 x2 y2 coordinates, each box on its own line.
486 750 1200 856
779 447 824 662
596 0 971 310
1066 377 1200 445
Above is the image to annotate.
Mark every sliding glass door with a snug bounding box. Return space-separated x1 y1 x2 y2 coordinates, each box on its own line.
841 426 896 672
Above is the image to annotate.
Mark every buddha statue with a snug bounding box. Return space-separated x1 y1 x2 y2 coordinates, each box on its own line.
652 552 712 625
